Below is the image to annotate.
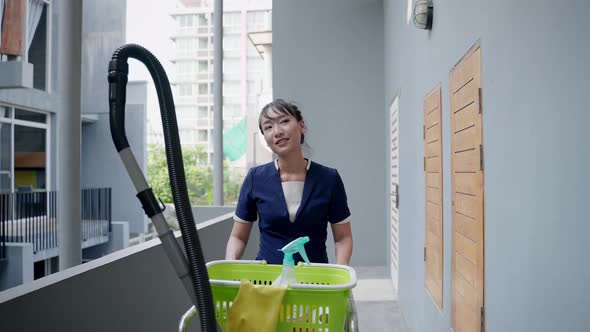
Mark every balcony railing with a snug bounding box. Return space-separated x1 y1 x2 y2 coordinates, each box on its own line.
0 188 111 259
81 188 112 242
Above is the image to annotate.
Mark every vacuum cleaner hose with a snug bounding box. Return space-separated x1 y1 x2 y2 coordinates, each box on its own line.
108 44 217 331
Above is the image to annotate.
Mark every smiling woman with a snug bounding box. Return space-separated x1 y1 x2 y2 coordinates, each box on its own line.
225 99 354 266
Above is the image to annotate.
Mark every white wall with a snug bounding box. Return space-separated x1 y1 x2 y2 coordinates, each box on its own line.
273 0 386 266
384 0 590 331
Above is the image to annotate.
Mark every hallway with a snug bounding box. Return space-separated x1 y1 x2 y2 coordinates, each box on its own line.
353 266 407 331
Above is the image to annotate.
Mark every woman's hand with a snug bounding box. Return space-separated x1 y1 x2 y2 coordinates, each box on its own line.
225 221 254 260
331 222 353 265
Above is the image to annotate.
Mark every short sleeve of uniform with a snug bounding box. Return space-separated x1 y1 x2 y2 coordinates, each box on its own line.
234 168 257 223
328 170 351 224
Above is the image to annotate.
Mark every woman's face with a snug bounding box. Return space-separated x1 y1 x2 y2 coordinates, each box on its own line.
260 110 305 157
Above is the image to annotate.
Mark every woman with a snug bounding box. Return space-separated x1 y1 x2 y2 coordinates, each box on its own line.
225 99 353 265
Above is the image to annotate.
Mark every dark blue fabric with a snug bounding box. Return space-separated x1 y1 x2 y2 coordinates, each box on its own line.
234 160 351 264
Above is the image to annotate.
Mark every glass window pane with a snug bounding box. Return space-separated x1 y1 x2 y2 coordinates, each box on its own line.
198 83 208 95
198 60 208 73
198 106 208 118
198 37 208 49
197 129 208 142
15 109 47 124
0 122 12 192
14 125 46 190
1 106 11 118
197 14 208 26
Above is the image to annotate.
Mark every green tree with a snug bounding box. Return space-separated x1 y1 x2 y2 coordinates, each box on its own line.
147 144 245 206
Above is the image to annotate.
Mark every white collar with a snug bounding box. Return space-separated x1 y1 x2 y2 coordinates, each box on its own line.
274 158 311 171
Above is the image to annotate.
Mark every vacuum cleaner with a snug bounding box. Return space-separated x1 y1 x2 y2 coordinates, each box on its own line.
108 44 219 331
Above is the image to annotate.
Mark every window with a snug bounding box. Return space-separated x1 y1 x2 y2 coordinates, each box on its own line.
198 37 208 49
0 106 48 193
197 129 208 142
1 106 11 118
0 121 12 192
176 38 196 52
198 106 208 119
15 109 46 124
197 14 209 27
179 84 194 96
198 60 208 73
178 61 196 74
198 83 208 95
223 12 241 33
179 14 194 28
247 11 269 31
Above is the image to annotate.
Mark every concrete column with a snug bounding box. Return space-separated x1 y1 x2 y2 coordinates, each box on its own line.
213 0 224 205
56 0 82 270
261 46 273 94
0 243 34 291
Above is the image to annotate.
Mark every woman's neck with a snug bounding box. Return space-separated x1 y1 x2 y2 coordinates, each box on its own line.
277 153 307 181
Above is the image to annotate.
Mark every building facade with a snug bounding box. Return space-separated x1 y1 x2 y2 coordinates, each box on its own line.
163 0 272 167
0 0 142 290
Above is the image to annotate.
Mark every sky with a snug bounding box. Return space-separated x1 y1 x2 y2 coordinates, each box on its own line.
125 0 178 134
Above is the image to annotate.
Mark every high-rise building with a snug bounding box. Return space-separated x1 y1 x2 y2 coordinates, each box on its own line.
165 0 273 167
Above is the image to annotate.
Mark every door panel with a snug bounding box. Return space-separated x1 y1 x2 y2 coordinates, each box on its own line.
450 43 485 332
389 96 400 291
424 85 443 309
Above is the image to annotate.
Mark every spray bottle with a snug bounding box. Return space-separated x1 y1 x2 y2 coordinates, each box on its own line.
272 236 311 287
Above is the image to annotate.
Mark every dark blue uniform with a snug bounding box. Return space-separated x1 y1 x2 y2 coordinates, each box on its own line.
234 160 351 264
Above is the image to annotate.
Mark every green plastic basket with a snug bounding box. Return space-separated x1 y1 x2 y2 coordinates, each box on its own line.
206 260 357 332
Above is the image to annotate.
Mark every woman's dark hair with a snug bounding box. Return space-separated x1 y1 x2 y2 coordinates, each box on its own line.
259 99 305 144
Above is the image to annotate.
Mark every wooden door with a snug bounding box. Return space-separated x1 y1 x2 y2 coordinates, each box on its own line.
389 95 400 291
450 43 485 332
424 84 443 309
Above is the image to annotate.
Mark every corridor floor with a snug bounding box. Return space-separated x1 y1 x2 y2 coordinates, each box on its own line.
352 266 408 331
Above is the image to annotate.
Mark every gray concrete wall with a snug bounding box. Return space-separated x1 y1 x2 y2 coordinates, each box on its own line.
83 221 130 260
0 243 34 291
0 88 52 113
192 205 235 224
0 214 259 332
272 0 385 266
81 0 126 114
81 82 148 235
384 1 590 331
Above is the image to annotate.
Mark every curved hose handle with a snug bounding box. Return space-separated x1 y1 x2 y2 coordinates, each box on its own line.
108 59 130 152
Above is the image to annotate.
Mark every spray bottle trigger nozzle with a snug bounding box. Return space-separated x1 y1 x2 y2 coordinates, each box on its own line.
279 236 311 266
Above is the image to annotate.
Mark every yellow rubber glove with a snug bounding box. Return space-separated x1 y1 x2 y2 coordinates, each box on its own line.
227 279 287 332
